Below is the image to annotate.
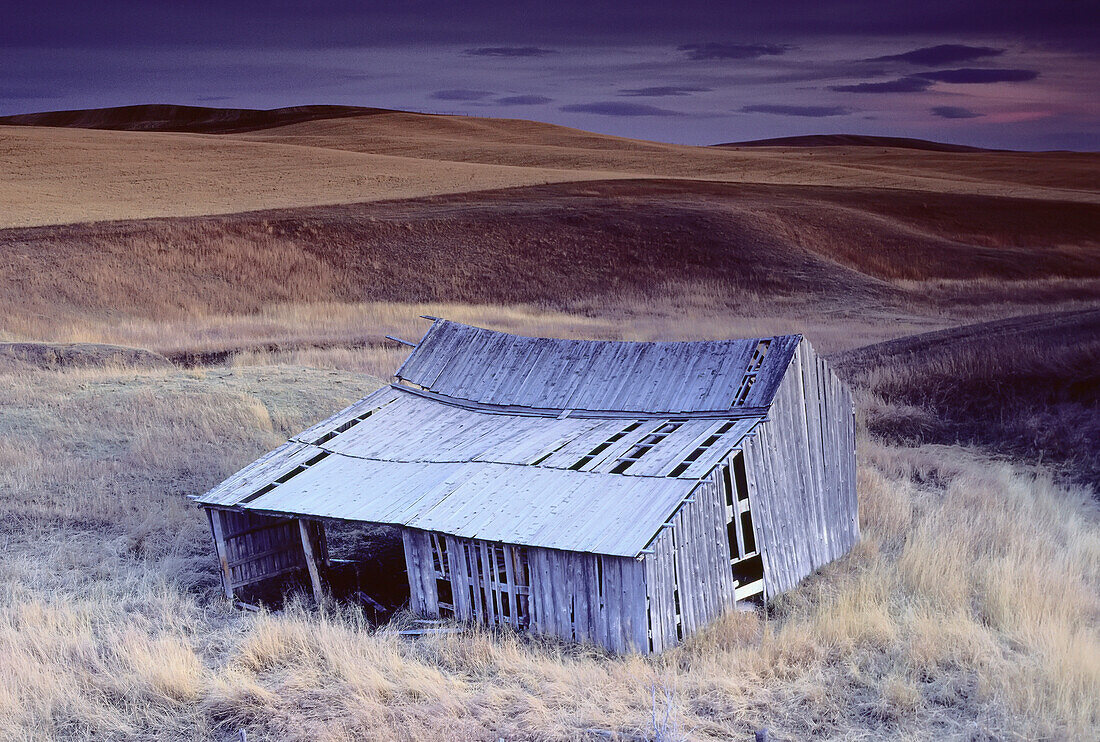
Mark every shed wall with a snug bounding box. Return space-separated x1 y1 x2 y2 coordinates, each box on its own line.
529 547 648 652
206 507 321 598
741 341 859 596
643 467 738 652
403 528 648 652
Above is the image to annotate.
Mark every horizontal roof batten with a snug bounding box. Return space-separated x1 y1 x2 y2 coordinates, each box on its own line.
390 383 771 420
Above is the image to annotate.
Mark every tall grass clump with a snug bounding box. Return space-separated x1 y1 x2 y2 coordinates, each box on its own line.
842 309 1100 491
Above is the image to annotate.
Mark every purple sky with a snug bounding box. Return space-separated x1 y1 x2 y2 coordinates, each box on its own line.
2 2 1097 150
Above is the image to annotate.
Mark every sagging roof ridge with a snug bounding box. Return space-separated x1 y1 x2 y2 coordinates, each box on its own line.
389 383 772 420
395 318 804 415
272 432 760 481
191 385 770 505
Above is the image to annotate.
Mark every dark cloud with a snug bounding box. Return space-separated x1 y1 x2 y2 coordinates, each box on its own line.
678 43 791 60
496 94 553 105
871 44 1004 66
833 67 1039 94
931 105 984 119
832 76 933 93
3 3 1098 51
619 85 711 96
430 89 494 101
915 68 1039 83
1 3 1095 151
741 104 851 117
559 101 682 116
465 46 557 57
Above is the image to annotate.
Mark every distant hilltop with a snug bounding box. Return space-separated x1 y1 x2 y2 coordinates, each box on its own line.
0 103 396 134
715 134 996 153
1 104 1004 153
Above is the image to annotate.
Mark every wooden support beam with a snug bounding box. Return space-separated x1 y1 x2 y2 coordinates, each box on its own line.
298 519 324 605
208 508 235 600
734 577 765 601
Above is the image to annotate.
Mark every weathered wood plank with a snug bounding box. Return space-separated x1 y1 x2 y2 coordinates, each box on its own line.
208 508 235 599
298 519 324 604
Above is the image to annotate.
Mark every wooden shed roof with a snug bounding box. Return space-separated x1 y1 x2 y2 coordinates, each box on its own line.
397 320 800 414
195 322 803 557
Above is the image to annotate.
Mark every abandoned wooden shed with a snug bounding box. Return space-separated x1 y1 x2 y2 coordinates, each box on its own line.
193 319 858 653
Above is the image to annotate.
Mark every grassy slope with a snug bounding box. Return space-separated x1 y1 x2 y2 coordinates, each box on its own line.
228 113 1100 198
836 309 1100 492
2 180 1098 350
0 360 1096 740
0 105 1097 740
0 124 620 229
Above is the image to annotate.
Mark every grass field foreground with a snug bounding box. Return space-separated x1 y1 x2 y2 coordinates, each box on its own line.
0 343 1096 740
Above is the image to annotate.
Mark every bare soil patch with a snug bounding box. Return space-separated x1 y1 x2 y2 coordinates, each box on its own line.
0 342 172 371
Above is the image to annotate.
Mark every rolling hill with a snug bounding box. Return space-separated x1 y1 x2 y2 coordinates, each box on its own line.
716 134 995 153
3 104 1098 229
0 103 393 134
3 179 1097 342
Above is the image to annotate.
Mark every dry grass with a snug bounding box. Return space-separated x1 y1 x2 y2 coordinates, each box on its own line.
2 108 1097 739
7 297 955 362
2 178 1097 361
0 123 620 229
839 309 1100 491
0 348 1096 741
230 112 1100 201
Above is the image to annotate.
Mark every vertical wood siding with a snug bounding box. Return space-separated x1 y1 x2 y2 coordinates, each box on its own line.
741 341 859 596
643 469 738 652
404 528 648 652
207 507 312 595
528 547 647 652
401 528 438 615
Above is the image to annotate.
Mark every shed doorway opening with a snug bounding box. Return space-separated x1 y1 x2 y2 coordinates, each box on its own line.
723 453 764 601
321 521 410 619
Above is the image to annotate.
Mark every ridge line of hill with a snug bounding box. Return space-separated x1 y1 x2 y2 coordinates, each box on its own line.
715 133 1003 153
0 103 401 135
0 103 1024 153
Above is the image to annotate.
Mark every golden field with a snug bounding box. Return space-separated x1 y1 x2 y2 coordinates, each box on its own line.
2 105 1098 228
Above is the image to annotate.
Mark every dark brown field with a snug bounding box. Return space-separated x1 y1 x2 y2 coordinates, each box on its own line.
4 179 1098 329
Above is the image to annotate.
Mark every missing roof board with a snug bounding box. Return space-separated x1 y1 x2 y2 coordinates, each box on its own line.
239 449 330 504
731 341 771 407
569 421 643 470
610 421 684 474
